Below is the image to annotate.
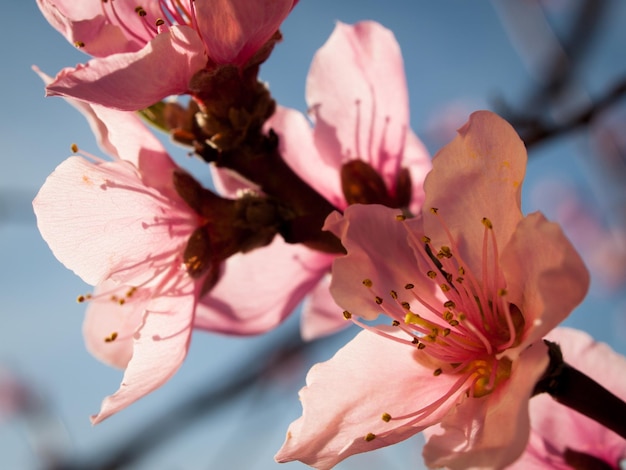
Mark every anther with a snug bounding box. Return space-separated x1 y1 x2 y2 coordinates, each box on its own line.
74 41 85 48
458 266 465 275
390 290 398 299
498 288 507 296
427 270 437 279
77 295 86 303
444 300 455 309
375 296 383 305
430 207 439 214
343 311 352 320
482 217 493 229
135 6 147 16
362 278 373 287
422 236 431 244
104 332 118 343
404 283 414 289
442 328 451 336
364 433 376 442
449 319 459 327
70 143 79 153
417 343 426 350
433 368 443 376
382 413 392 422
401 302 411 310
395 214 406 221
155 18 165 26
437 246 452 259
440 284 450 292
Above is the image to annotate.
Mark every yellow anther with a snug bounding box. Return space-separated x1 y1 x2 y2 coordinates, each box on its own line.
76 295 86 303
430 207 439 214
70 143 79 153
444 300 455 309
422 236 431 244
390 290 398 299
433 368 443 376
456 277 465 283
343 311 352 320
443 328 451 336
449 319 459 327
74 41 85 48
126 287 137 297
427 270 437 279
382 413 392 422
404 283 414 289
458 266 465 275
405 312 421 324
437 246 452 259
362 278 373 288
401 301 411 310
364 433 376 442
118 298 125 306
395 214 406 221
482 217 493 229
443 311 454 321
498 288 508 296
440 284 450 292
104 332 118 343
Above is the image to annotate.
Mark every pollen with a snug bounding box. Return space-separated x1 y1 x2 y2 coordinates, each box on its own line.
104 332 118 343
74 41 85 48
433 368 443 376
404 283 414 289
401 302 411 310
70 143 79 153
135 6 147 17
427 270 437 279
343 310 352 320
375 296 383 305
362 278 373 287
390 290 398 299
444 300 455 309
364 433 376 442
381 413 392 422
430 207 439 214
482 217 493 229
395 214 406 221
392 320 400 327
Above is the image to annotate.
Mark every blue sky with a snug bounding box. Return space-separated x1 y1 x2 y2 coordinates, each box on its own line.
1 1 626 469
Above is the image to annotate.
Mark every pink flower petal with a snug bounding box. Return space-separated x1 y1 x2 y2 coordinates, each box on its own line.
268 106 345 209
422 111 526 276
275 327 463 469
423 340 549 469
91 271 198 424
195 238 332 335
36 0 140 56
194 0 294 65
46 26 207 110
325 205 438 322
500 212 590 349
33 156 197 286
82 280 151 370
307 21 410 185
299 274 352 341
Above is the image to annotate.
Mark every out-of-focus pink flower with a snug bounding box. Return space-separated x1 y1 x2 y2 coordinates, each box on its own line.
37 0 296 110
509 327 626 469
275 111 589 469
211 21 431 340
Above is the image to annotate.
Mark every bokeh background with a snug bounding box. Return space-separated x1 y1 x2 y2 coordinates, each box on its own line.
2 1 625 468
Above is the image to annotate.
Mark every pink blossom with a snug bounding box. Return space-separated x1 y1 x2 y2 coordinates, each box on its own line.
210 21 431 340
275 111 589 469
509 327 626 469
38 0 296 110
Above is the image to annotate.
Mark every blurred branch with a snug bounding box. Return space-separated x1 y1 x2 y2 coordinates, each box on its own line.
517 78 626 148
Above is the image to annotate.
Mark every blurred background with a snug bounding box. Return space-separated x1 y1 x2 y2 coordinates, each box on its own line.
1 0 625 468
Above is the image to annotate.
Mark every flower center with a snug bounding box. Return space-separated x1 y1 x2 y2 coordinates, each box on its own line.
344 209 526 442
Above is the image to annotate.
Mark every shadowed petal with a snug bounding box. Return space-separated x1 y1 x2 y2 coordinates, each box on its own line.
195 238 332 335
300 274 352 341
46 26 207 110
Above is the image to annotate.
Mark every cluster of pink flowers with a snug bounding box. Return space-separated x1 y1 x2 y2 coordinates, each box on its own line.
32 1 626 469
